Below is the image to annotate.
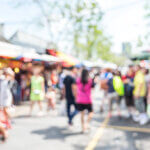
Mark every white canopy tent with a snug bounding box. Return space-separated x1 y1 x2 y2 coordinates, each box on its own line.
41 54 61 62
0 41 36 58
21 52 41 60
0 50 19 58
83 60 94 67
19 53 61 62
83 59 117 69
0 41 61 63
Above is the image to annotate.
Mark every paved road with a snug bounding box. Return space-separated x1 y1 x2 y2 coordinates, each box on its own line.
0 104 100 150
94 115 150 150
1 88 150 150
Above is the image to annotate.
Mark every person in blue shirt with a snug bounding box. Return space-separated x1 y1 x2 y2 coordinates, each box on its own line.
100 68 113 113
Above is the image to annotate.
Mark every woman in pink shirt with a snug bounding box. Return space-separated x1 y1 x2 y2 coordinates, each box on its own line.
76 69 95 133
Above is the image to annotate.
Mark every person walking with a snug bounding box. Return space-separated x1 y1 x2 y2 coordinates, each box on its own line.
9 71 19 105
0 122 8 142
113 70 124 118
107 71 118 118
76 69 95 133
0 68 14 120
58 69 66 100
29 65 45 116
100 68 112 113
146 71 150 117
123 67 135 118
133 65 149 125
46 86 56 112
0 68 14 141
63 67 78 126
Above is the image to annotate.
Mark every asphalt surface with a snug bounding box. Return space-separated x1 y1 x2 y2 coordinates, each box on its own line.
1 88 150 150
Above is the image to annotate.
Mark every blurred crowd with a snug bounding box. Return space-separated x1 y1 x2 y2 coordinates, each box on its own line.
1 64 150 141
100 65 150 125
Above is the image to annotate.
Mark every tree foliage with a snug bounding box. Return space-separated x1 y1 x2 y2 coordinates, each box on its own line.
137 0 150 47
11 0 112 61
145 0 150 44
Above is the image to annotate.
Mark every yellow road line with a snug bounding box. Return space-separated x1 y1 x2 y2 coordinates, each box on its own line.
85 117 150 150
106 125 150 133
85 116 109 150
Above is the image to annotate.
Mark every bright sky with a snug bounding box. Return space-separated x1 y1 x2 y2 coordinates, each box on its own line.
100 0 146 53
0 0 147 54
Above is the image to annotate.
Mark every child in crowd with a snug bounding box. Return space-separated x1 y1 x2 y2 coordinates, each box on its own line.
46 86 56 112
29 65 45 116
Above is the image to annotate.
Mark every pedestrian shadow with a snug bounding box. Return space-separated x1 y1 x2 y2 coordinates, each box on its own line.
108 116 150 128
108 116 150 144
95 145 131 150
95 145 121 150
31 126 82 140
73 144 86 150
124 131 150 148
128 131 150 142
14 114 49 119
91 115 106 128
92 113 150 129
91 115 150 138
93 131 146 150
13 115 30 119
71 114 150 150
92 130 150 150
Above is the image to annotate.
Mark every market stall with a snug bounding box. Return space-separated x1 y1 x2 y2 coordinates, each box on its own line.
0 42 61 69
46 49 80 67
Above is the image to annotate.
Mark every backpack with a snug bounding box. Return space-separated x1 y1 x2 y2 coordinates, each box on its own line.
113 76 124 96
100 79 108 90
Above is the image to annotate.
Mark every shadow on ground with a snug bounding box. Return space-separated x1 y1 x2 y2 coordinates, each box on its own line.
14 115 30 119
91 113 150 150
95 130 150 150
73 144 85 150
109 116 150 128
31 126 82 140
92 112 150 129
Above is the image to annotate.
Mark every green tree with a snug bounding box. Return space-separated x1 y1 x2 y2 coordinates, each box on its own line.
12 0 112 60
61 0 112 60
75 25 112 60
137 0 150 47
145 0 150 44
135 0 150 48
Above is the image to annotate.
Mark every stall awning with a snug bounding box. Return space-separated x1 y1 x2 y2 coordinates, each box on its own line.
0 41 35 59
56 51 79 67
0 42 61 63
46 49 80 67
41 54 61 62
0 50 19 58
